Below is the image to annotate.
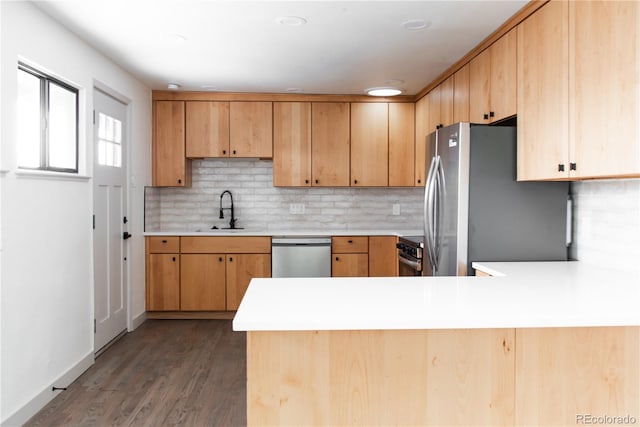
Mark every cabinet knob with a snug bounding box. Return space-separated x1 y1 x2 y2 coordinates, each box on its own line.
223 150 226 155
354 179 358 184
348 240 353 244
161 240 167 243
489 111 495 118
570 163 577 171
229 257 233 262
305 179 309 184
315 179 319 184
417 179 421 184
335 256 339 261
483 113 489 120
232 150 236 155
177 179 182 184
172 257 176 262
219 257 223 262
558 164 565 172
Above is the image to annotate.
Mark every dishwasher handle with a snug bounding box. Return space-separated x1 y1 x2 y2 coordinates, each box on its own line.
272 237 331 246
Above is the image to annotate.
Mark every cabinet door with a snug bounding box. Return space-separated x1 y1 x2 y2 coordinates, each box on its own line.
427 86 442 131
350 103 389 187
332 253 369 277
569 1 640 178
311 102 350 186
153 101 189 186
185 101 230 158
273 102 311 186
180 254 226 311
439 76 454 128
469 50 491 123
517 1 569 181
453 63 470 123
389 103 415 187
229 101 273 158
490 28 517 121
414 96 429 186
368 236 398 277
226 254 271 311
147 253 180 311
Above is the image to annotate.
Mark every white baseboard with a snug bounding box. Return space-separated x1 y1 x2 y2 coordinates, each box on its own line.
1 352 94 426
131 311 147 331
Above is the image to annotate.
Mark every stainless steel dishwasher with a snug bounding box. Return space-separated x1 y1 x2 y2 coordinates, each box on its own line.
271 237 332 278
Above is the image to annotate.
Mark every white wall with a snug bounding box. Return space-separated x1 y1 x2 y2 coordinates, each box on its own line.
145 159 424 232
0 2 151 424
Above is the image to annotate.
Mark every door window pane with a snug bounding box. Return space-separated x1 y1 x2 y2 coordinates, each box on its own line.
17 69 41 168
97 112 122 168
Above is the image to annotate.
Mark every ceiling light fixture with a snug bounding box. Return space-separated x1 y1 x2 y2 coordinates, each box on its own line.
401 19 430 31
275 16 307 26
366 87 403 97
167 83 180 90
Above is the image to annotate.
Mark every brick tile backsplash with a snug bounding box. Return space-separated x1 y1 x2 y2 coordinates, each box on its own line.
146 160 640 273
145 159 424 232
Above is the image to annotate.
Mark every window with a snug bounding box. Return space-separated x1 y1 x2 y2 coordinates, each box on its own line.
98 112 122 168
17 63 79 173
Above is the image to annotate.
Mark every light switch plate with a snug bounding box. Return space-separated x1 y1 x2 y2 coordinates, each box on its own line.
392 204 401 215
289 203 305 214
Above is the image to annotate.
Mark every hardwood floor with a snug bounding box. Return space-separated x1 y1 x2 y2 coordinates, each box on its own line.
26 320 246 427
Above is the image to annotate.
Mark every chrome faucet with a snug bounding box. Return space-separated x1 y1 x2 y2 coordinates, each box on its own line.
219 190 238 229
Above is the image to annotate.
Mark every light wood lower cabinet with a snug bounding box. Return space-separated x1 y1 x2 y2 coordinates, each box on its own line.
368 236 398 277
332 236 369 277
146 236 271 312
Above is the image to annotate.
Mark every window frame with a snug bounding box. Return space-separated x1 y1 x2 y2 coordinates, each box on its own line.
18 62 79 174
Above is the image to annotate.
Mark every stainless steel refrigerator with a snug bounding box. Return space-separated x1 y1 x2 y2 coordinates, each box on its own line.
423 122 569 276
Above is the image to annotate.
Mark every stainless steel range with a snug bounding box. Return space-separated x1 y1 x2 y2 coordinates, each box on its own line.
396 236 424 276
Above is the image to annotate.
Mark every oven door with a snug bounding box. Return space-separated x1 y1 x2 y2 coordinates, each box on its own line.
398 252 423 276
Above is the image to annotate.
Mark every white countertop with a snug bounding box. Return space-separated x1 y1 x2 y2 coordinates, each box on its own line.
232 261 640 331
144 229 422 237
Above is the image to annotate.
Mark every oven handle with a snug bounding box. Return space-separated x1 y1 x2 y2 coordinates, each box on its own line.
399 254 422 271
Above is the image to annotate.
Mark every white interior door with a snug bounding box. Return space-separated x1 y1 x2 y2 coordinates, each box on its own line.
93 88 128 353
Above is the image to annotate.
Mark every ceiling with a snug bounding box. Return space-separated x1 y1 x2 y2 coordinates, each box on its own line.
34 1 527 96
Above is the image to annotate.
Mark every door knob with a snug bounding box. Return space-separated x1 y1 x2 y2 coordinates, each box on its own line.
123 232 132 240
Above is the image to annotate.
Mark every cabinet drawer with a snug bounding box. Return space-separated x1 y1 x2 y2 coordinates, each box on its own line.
332 236 369 253
147 236 180 253
181 236 271 254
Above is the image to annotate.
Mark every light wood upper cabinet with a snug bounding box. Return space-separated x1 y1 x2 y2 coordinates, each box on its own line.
311 102 350 187
427 85 442 132
453 63 470 123
226 254 271 311
273 102 311 186
470 28 516 123
350 103 389 187
414 95 429 187
153 101 191 187
180 254 226 311
569 0 640 178
517 0 569 180
439 75 454 128
185 101 230 158
517 0 640 180
389 103 415 187
229 101 273 158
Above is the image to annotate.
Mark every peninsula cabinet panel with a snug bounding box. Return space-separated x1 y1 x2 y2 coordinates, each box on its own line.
185 101 230 158
350 102 388 187
414 95 429 186
569 1 640 178
368 236 398 277
180 254 226 311
517 0 569 180
226 254 271 311
515 327 639 426
153 100 191 187
229 101 273 158
388 103 415 187
311 102 350 187
453 63 470 123
147 253 180 311
273 102 311 187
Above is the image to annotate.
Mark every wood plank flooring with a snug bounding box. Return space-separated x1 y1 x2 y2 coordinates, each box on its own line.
26 320 246 427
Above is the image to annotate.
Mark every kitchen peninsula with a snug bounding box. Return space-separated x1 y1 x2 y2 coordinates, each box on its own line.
233 261 640 426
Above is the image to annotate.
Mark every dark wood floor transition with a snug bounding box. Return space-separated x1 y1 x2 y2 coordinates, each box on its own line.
26 320 246 427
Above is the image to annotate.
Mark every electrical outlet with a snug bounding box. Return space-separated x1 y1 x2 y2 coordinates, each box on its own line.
289 203 305 214
392 204 401 215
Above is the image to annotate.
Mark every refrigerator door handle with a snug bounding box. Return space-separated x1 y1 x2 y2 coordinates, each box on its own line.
433 157 446 269
424 156 438 271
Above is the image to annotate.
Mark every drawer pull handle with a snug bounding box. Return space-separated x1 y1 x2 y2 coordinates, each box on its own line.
162 240 167 243
348 240 353 244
